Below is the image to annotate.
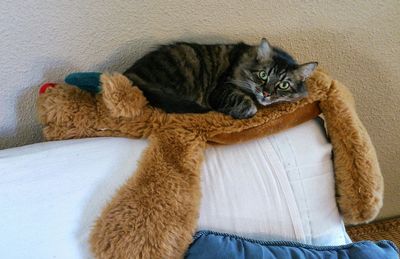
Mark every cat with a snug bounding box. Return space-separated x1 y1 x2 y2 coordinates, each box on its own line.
124 38 317 119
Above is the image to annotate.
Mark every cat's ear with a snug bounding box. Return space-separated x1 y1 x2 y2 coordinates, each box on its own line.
257 38 271 61
296 62 318 81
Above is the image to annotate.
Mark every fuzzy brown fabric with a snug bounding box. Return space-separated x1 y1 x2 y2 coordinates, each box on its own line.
37 69 383 259
347 217 400 248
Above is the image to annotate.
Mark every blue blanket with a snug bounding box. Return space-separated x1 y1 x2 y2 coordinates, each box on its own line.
186 231 399 259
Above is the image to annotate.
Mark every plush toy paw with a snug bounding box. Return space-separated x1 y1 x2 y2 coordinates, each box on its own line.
62 72 148 119
99 73 148 118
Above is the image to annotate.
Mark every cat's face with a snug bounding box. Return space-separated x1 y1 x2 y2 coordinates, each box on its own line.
232 38 317 106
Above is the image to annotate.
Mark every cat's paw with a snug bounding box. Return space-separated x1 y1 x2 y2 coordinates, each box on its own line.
230 98 258 119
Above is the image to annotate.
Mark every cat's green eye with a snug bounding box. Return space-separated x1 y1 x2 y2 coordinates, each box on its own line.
258 71 268 81
278 81 290 90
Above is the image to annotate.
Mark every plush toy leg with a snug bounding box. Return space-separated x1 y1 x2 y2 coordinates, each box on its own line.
63 72 148 118
37 75 153 141
320 80 383 224
37 84 102 140
97 73 148 118
90 131 205 259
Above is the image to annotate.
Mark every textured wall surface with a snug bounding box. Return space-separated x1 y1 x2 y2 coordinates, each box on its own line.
0 0 399 219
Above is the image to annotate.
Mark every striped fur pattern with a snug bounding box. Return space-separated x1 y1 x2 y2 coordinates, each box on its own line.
124 38 317 119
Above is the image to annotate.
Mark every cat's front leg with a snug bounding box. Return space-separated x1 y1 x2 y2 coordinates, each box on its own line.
210 87 257 119
230 95 258 119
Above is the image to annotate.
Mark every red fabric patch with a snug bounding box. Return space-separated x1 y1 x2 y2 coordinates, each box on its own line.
39 83 56 94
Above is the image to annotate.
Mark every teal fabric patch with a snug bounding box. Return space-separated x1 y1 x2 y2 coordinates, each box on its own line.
65 72 102 93
186 231 399 259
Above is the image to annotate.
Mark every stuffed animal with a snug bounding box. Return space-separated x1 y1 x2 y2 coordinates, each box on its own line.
37 70 383 259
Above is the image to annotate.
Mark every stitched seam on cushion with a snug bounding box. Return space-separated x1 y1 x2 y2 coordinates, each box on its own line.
285 134 314 243
269 135 307 241
284 160 332 172
263 137 306 242
251 141 278 235
253 139 281 233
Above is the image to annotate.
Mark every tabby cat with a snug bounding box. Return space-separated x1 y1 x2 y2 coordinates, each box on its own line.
124 38 317 119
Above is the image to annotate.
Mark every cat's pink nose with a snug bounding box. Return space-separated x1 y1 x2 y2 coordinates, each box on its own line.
263 91 270 97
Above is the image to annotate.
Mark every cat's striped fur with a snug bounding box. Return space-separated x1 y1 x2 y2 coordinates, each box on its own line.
124 38 317 119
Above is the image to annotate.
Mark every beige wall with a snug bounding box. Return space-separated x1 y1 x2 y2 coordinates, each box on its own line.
1 0 399 220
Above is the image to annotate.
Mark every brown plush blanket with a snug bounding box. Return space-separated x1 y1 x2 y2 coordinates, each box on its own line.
37 69 383 258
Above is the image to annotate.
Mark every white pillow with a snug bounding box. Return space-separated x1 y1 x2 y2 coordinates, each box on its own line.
199 118 350 245
0 119 350 259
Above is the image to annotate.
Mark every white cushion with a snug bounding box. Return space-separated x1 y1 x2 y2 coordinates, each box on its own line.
0 119 350 259
199 118 350 245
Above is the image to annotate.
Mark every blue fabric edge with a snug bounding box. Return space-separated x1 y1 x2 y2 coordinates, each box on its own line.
189 230 399 253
